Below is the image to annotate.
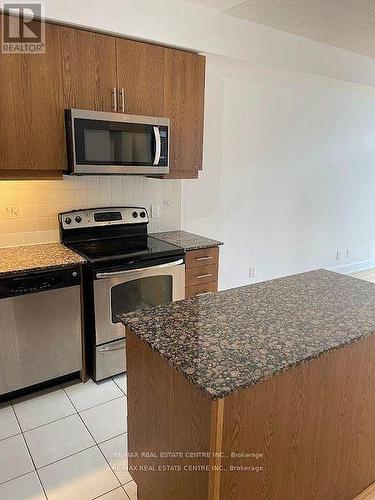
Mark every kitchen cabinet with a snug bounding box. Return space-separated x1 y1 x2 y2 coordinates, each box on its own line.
185 247 219 298
116 40 205 178
125 299 375 500
60 26 117 112
0 16 66 176
116 38 164 116
163 48 205 179
0 16 205 179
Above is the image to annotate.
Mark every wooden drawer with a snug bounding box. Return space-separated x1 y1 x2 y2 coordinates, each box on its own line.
185 282 218 299
186 264 218 287
185 247 219 269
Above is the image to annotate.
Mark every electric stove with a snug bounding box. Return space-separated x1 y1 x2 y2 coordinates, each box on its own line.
59 206 185 380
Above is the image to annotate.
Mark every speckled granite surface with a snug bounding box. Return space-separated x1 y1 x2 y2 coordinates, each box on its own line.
151 230 223 251
120 269 375 400
0 243 85 277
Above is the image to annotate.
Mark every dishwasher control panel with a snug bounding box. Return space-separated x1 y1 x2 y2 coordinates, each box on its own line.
0 267 81 299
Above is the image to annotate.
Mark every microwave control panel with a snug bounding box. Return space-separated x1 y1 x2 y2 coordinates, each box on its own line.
159 125 169 167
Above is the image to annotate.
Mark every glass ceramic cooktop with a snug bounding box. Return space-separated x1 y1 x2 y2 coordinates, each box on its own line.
69 235 182 262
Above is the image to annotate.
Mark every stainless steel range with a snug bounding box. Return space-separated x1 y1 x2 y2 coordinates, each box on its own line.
59 207 185 381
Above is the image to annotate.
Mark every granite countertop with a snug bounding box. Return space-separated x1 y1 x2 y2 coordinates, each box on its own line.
120 269 375 400
0 243 85 278
151 230 223 252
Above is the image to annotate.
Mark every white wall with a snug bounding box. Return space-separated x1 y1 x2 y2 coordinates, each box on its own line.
182 56 375 289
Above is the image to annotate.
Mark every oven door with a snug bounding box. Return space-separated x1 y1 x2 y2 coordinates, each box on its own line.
93 259 185 346
66 109 169 175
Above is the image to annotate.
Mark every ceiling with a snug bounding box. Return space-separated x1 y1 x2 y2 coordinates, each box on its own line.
185 0 375 59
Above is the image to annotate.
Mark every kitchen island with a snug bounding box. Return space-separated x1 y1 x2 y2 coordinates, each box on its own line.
120 269 375 500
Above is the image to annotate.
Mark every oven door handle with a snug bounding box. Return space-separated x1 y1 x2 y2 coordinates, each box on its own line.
153 126 161 165
95 259 184 279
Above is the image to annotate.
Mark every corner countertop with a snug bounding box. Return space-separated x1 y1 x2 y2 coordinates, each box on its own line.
151 230 223 252
0 242 85 278
120 269 375 400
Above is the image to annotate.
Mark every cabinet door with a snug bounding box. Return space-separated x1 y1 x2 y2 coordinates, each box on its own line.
116 38 164 116
61 27 117 111
0 17 66 172
163 48 205 178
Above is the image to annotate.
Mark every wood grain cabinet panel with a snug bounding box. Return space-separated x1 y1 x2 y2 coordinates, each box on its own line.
186 263 218 287
60 27 117 112
0 17 206 179
186 247 219 269
163 49 205 178
185 282 218 299
0 17 66 172
116 38 164 116
185 247 219 295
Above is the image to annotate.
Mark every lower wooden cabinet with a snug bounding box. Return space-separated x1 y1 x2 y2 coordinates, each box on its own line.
185 281 218 299
186 264 218 287
186 247 219 268
185 247 219 298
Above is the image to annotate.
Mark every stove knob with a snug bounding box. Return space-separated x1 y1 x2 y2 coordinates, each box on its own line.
140 211 146 218
65 217 72 225
132 211 138 218
75 216 82 223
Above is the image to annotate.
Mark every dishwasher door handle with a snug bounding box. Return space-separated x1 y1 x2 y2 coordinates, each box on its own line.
98 345 124 352
96 259 184 279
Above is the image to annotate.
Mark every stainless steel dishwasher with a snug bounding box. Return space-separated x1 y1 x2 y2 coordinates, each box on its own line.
0 266 82 396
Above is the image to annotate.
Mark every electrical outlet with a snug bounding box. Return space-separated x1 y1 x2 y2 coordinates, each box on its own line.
336 251 341 261
163 199 172 209
150 204 160 219
5 207 20 218
249 266 256 278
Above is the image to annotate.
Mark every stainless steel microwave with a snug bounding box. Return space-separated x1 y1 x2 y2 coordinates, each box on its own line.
65 109 170 175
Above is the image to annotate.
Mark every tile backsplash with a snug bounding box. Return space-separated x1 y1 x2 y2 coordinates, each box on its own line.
0 176 182 248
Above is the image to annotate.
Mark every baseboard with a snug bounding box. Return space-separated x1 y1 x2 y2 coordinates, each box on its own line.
328 258 375 275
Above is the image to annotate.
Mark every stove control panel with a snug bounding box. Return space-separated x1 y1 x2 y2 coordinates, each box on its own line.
59 207 149 230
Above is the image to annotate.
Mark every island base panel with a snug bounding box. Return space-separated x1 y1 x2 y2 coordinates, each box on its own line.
126 329 216 500
221 334 375 500
126 328 375 499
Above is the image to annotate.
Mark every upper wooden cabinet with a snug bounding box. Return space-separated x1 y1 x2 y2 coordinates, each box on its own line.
116 40 205 178
60 27 117 112
116 38 164 117
163 48 205 178
0 18 205 179
0 17 66 175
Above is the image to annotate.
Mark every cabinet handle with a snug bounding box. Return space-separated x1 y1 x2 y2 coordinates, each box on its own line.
120 88 125 113
112 88 117 112
196 256 213 261
195 273 213 279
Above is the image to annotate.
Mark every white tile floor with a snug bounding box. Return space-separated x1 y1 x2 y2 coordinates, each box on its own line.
0 374 138 500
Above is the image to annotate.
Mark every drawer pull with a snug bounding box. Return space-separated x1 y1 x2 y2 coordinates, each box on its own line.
196 256 213 261
196 291 212 296
196 273 213 279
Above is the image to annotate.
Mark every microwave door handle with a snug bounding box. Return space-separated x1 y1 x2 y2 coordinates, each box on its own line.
96 258 184 279
153 126 161 165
